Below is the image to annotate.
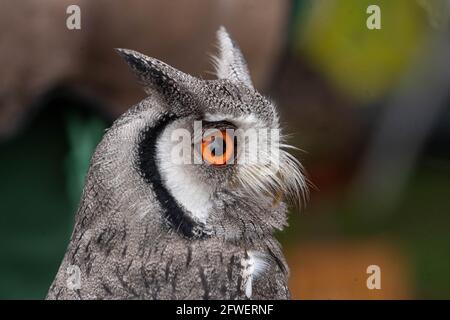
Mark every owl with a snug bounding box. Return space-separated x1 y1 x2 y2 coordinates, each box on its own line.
46 27 306 300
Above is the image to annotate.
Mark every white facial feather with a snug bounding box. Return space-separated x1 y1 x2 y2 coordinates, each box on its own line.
156 122 213 224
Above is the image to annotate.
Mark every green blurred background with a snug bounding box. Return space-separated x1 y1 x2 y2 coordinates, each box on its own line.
1 0 449 299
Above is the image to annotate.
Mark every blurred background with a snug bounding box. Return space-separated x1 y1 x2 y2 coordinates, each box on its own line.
1 0 449 299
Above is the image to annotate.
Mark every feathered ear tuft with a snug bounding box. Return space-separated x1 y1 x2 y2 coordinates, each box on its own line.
115 48 197 102
212 26 254 89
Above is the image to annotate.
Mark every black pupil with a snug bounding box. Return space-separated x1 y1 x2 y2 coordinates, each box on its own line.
209 136 225 157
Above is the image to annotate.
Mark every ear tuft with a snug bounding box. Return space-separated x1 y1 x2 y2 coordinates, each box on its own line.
115 48 197 103
115 48 151 79
212 27 254 89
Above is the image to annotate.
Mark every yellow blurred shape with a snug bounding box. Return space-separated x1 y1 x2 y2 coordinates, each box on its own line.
297 0 428 102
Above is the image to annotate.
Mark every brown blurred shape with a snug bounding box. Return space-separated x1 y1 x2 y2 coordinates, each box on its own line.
0 0 289 139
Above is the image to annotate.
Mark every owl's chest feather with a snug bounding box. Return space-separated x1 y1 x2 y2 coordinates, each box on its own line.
47 227 289 300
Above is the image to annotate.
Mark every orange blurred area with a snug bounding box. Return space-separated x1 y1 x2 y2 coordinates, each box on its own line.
286 240 412 299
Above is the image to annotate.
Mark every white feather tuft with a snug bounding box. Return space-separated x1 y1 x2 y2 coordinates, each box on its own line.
241 251 270 298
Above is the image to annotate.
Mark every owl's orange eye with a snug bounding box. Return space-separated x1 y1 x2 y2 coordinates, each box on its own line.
201 130 234 166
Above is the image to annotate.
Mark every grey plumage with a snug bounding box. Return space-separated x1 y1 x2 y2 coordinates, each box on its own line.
47 27 306 300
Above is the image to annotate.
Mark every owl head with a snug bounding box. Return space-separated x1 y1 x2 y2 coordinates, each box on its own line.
88 27 306 241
